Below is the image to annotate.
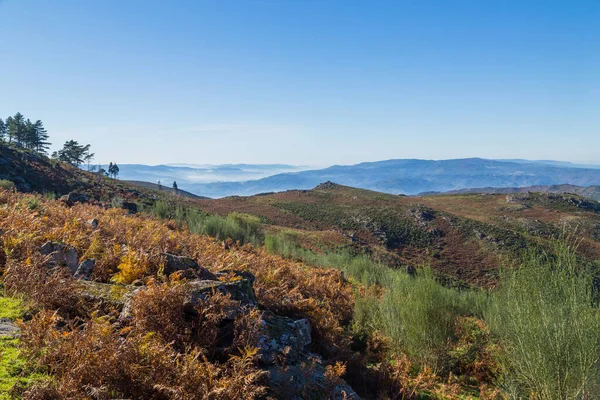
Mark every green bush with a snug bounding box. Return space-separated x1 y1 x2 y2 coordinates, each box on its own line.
486 242 600 398
0 179 15 190
146 201 263 246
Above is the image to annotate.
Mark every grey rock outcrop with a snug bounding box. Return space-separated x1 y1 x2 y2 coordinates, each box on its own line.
74 258 96 280
259 313 312 365
40 241 79 273
60 192 91 206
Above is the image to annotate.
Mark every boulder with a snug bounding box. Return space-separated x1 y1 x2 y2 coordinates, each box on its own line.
40 241 79 273
259 313 312 365
268 363 360 400
162 253 217 279
60 192 91 206
184 279 257 311
121 201 138 214
74 258 96 280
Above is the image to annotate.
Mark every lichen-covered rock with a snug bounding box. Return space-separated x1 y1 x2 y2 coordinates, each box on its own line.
80 281 138 315
74 258 96 280
259 313 312 365
184 279 257 310
40 241 79 273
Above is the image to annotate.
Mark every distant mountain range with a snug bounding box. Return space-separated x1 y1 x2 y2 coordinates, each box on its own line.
100 159 600 198
180 158 600 198
102 163 309 187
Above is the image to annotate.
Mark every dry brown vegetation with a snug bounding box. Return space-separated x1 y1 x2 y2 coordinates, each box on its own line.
0 189 366 399
0 185 511 399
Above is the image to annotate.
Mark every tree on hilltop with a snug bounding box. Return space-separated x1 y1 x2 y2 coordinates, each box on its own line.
173 181 178 194
52 140 92 167
7 113 25 145
0 118 6 141
2 113 51 154
108 162 120 179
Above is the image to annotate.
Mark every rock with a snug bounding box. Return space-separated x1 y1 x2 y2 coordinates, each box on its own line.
259 313 312 365
87 218 99 229
121 201 137 214
60 192 91 206
74 258 96 280
162 253 217 279
268 363 360 400
215 269 255 284
0 318 19 338
16 182 31 192
409 206 435 227
40 241 79 273
80 281 138 315
184 279 257 311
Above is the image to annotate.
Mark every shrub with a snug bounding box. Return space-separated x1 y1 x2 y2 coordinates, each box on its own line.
0 179 15 190
486 242 600 398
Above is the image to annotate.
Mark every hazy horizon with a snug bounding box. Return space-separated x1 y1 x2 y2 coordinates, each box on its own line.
1 1 598 165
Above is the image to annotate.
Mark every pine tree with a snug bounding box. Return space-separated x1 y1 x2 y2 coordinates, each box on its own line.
54 140 92 166
7 113 25 145
24 119 35 150
112 163 119 179
33 120 51 154
173 181 178 194
157 180 162 190
83 151 95 171
0 118 5 141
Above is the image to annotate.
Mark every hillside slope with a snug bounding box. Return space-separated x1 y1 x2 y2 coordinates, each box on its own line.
195 182 600 287
423 184 600 201
126 180 209 199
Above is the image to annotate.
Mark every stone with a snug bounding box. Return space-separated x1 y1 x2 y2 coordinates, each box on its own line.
0 318 19 338
215 269 255 284
121 201 138 214
267 363 360 400
74 258 96 280
40 241 79 273
259 313 312 365
184 279 257 311
87 218 99 229
162 253 217 279
60 192 91 206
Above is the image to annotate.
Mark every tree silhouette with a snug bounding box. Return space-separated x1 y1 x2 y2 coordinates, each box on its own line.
53 140 92 167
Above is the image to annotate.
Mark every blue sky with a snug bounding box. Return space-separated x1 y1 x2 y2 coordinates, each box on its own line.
0 0 598 165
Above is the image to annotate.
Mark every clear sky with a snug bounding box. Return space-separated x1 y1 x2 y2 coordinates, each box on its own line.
1 0 598 166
